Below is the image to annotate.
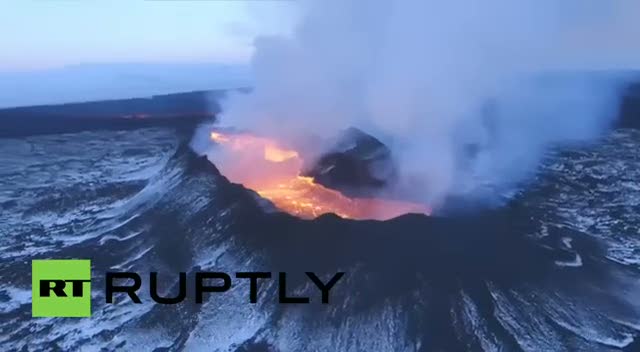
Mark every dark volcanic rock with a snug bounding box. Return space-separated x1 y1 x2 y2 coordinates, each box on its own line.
0 89 232 137
303 127 396 197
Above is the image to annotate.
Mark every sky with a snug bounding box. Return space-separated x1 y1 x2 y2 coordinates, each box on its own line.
0 1 296 71
1 1 639 108
0 1 297 107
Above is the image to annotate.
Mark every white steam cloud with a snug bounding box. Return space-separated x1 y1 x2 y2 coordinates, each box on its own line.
214 0 640 207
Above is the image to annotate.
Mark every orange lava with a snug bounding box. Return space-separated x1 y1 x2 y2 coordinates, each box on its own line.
209 131 430 220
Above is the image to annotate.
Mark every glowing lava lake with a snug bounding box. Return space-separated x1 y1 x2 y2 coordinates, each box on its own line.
208 131 430 220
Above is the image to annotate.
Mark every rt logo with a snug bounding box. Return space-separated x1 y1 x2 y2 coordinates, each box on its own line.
32 259 91 317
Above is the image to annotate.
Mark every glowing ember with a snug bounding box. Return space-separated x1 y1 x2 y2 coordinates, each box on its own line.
209 130 430 220
264 145 299 162
210 131 230 143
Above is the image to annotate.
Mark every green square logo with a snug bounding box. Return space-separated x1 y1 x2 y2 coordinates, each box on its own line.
32 259 91 317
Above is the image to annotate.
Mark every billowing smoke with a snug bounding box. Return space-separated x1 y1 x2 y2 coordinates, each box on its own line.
209 0 640 208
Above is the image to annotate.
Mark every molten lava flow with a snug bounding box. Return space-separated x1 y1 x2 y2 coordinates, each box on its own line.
209 131 430 220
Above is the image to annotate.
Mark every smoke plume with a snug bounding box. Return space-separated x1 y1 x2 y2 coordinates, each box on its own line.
210 0 640 208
